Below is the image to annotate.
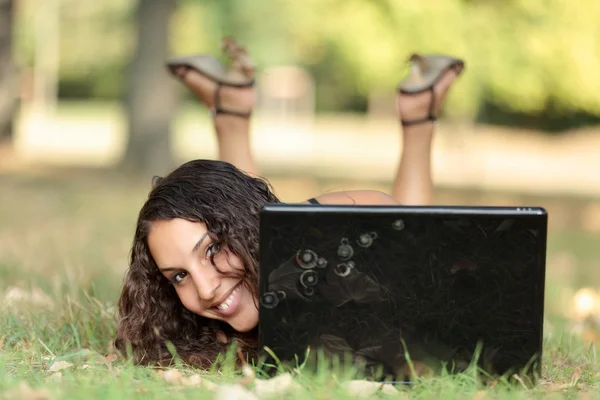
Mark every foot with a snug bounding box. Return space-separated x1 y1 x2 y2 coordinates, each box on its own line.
171 37 256 117
396 64 463 126
221 36 256 82
174 67 255 117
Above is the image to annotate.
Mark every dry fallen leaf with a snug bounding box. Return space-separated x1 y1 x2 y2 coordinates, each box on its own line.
540 380 570 392
242 365 255 378
238 365 256 387
181 374 203 387
553 384 573 391
253 373 299 397
214 384 259 400
487 379 500 390
48 361 73 372
3 287 55 311
380 384 399 396
570 367 583 387
181 374 218 391
542 367 584 392
472 390 489 400
4 382 51 400
100 353 118 371
160 369 182 385
201 379 219 391
48 372 62 382
341 380 382 398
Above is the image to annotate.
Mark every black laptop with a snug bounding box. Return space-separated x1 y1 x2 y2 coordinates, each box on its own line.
258 205 547 382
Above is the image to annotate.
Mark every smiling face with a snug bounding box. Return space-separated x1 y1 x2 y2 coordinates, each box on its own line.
147 218 259 332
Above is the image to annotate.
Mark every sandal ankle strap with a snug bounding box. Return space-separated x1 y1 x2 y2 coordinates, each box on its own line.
400 87 437 127
210 108 252 119
212 81 252 119
401 116 437 126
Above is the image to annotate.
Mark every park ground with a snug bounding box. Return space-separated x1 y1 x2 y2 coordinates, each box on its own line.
1 103 600 399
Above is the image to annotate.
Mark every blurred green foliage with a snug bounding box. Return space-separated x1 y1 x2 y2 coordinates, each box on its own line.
13 0 600 129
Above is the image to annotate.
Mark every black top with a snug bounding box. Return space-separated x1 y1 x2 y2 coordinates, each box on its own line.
307 198 320 205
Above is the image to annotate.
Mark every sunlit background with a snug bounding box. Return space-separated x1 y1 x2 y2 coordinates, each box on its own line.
1 0 600 342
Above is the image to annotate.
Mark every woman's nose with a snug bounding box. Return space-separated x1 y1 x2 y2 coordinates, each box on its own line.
192 269 220 302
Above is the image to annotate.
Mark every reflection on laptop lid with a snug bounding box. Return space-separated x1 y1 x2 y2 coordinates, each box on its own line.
258 205 547 383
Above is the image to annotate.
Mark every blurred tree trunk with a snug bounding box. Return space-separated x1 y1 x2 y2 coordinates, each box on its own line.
122 0 178 175
0 0 17 142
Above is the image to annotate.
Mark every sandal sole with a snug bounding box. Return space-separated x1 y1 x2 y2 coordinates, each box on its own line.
166 54 255 87
397 54 465 94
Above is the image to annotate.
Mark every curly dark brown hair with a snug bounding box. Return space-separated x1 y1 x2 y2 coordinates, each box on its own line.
114 159 280 368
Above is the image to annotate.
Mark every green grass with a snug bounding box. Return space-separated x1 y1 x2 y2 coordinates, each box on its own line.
1 172 600 399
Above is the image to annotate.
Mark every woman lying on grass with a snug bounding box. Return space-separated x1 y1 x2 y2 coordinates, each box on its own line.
114 38 465 368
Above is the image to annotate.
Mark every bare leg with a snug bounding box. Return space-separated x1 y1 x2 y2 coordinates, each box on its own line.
213 114 257 176
173 68 258 176
392 69 461 205
393 122 435 205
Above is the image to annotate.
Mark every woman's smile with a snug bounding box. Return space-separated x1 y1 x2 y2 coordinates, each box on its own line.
213 282 242 317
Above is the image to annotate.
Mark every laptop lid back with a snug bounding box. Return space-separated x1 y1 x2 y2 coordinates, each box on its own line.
258 205 547 381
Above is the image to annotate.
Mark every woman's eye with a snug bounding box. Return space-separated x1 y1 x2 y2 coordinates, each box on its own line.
172 272 187 285
206 242 222 257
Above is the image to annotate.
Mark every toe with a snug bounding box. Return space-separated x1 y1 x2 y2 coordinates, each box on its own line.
454 63 464 75
173 66 189 79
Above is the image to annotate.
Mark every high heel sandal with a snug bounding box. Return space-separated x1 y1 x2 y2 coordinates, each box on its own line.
397 54 465 126
165 37 255 118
